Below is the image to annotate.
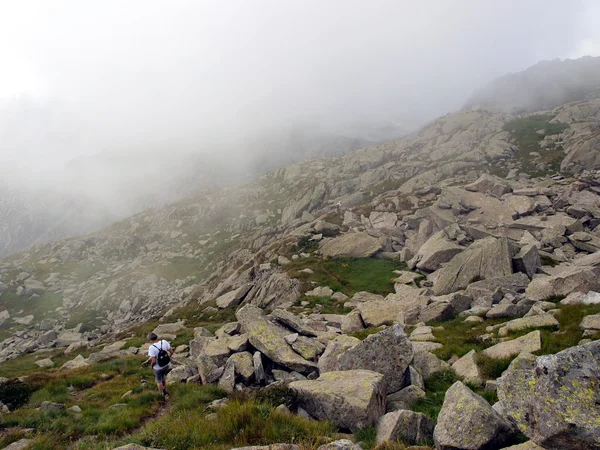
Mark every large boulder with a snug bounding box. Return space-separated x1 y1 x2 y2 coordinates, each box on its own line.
319 232 382 258
318 325 414 393
236 305 317 373
465 174 511 197
433 237 516 295
60 354 89 370
414 230 464 272
434 381 517 450
290 370 386 431
512 245 540 279
215 284 253 309
376 410 435 446
497 341 600 449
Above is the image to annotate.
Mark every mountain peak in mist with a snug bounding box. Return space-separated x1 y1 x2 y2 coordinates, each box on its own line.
465 55 600 113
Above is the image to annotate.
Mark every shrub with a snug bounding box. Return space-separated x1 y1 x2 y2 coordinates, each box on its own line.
0 381 37 410
254 383 297 409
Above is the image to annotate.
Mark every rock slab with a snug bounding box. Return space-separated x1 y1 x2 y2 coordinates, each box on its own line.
290 370 386 431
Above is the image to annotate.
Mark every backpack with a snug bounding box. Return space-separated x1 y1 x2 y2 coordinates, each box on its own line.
153 341 171 368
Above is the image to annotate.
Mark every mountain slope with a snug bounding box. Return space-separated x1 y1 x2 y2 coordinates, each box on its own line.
1 96 599 349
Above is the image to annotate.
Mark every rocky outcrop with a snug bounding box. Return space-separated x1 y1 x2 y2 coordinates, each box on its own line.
236 305 317 373
290 370 386 431
433 237 516 295
498 341 600 449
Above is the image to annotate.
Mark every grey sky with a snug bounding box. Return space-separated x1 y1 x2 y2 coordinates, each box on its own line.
0 0 599 174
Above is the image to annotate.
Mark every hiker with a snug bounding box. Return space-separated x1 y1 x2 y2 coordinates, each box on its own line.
146 332 173 399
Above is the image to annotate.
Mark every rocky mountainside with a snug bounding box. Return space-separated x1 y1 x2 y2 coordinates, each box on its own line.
466 56 600 113
1 74 600 448
0 121 413 259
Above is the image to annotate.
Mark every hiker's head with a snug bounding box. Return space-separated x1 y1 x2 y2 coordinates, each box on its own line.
147 332 158 342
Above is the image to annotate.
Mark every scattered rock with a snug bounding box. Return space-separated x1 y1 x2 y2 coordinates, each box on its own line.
41 401 66 412
376 409 435 446
452 350 482 385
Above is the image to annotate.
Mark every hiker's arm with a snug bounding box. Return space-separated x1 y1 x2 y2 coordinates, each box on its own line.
150 356 157 367
168 348 174 357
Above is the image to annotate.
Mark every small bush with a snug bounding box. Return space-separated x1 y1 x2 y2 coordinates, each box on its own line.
254 384 297 409
476 354 513 380
0 381 36 410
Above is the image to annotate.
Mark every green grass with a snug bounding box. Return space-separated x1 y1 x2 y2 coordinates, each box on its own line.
0 348 96 379
287 257 408 297
349 327 384 340
430 316 509 361
355 427 377 449
1 357 164 446
475 354 513 381
411 370 459 421
121 301 238 348
501 303 600 356
503 114 569 177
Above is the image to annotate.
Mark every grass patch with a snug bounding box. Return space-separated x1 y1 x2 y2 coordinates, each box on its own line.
502 303 600 356
288 257 408 297
412 370 458 421
430 317 509 361
412 370 498 422
132 397 335 450
1 358 163 445
355 427 377 449
349 327 384 340
503 114 569 177
476 354 513 380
